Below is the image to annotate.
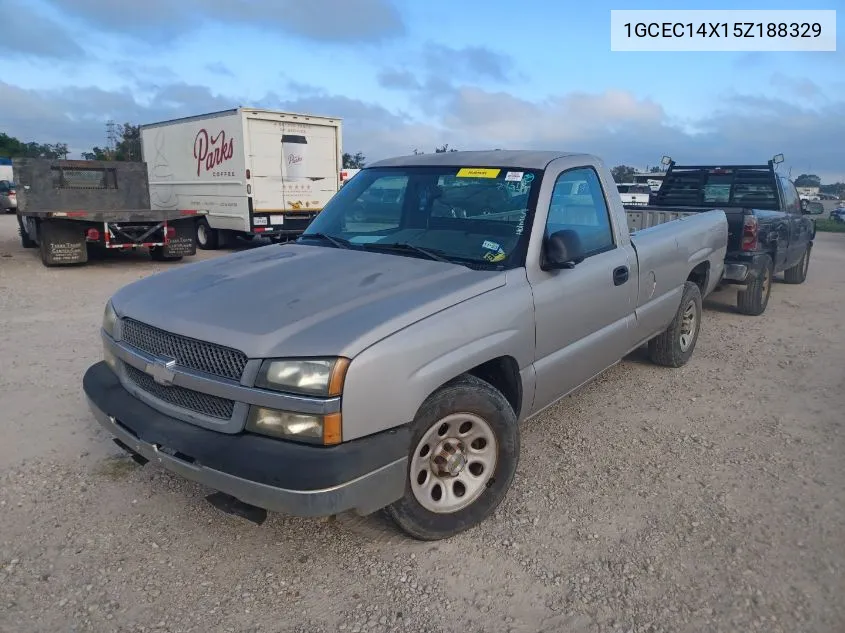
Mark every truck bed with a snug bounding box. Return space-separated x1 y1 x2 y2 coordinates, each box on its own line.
624 205 702 232
18 208 205 222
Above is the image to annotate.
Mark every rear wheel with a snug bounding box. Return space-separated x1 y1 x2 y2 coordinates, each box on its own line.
783 244 811 284
196 218 219 250
736 254 773 316
648 281 702 368
386 374 519 541
17 216 36 248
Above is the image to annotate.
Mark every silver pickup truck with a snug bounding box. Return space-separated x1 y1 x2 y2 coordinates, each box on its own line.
83 150 728 540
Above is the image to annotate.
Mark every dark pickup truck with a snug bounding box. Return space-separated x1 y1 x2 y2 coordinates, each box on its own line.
623 160 823 316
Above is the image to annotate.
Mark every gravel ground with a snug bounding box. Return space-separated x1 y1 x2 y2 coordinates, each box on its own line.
1 215 843 633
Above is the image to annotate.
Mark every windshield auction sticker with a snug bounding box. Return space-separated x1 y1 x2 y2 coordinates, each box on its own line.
456 168 501 178
610 9 836 51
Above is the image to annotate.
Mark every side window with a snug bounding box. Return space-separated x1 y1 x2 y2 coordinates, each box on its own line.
344 175 407 233
780 177 801 214
546 167 615 257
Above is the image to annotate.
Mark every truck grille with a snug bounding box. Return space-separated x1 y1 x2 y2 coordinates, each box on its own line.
124 364 235 420
122 318 247 381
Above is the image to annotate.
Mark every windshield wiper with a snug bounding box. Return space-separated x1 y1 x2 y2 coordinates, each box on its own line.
297 232 351 249
362 242 453 264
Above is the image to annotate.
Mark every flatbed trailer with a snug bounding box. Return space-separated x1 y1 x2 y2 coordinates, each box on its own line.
14 158 203 267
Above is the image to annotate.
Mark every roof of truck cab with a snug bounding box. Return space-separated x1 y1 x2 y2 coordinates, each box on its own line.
368 150 589 170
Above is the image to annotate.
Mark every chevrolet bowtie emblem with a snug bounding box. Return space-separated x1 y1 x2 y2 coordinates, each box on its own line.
146 358 177 386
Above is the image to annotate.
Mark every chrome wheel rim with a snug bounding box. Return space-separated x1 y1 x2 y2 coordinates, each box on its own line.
410 413 498 514
197 224 208 245
679 300 697 352
803 250 810 277
762 266 771 295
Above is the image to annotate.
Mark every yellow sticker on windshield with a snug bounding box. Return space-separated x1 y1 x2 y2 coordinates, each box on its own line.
456 168 501 178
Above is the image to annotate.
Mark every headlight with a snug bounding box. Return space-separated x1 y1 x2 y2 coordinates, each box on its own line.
255 357 350 397
102 301 118 339
246 407 342 445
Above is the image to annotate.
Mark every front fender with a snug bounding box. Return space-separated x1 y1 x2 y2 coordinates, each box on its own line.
340 272 536 441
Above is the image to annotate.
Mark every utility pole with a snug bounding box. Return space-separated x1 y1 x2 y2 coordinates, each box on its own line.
106 120 117 159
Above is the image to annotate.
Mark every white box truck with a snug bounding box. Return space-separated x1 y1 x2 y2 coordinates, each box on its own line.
140 108 343 249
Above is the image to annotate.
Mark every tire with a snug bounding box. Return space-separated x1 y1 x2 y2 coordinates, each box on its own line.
386 374 519 541
783 244 811 284
149 247 183 262
648 281 703 368
736 254 773 316
17 216 36 248
196 218 219 250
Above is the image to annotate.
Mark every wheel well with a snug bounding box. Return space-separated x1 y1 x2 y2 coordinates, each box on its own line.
465 356 522 418
687 261 709 294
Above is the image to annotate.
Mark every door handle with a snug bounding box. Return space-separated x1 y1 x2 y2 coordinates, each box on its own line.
613 266 629 286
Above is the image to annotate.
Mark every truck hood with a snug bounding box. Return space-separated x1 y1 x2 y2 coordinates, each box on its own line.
111 243 507 359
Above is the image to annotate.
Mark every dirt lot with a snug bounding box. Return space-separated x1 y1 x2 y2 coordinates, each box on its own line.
1 215 843 633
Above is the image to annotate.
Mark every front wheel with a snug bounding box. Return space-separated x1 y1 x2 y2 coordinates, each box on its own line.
783 244 811 284
386 374 519 541
648 281 703 368
736 254 773 316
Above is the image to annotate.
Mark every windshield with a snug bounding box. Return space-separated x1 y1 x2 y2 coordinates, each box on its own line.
299 166 542 269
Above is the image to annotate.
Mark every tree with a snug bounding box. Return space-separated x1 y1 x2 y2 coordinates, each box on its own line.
82 123 141 161
649 165 662 173
793 174 821 188
413 144 458 155
611 165 637 183
0 132 68 159
342 151 366 169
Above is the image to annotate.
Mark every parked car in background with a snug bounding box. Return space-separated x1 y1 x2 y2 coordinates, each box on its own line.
831 205 845 223
0 179 18 213
84 149 728 541
624 159 821 316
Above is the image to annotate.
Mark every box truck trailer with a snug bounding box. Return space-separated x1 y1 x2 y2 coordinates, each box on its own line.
140 108 343 249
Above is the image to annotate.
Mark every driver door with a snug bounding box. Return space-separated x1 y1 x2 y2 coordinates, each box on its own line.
526 166 637 412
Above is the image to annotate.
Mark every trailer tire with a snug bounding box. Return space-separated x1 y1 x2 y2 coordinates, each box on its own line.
736 254 773 316
648 281 702 368
17 216 36 248
386 374 519 541
196 218 219 250
783 243 811 284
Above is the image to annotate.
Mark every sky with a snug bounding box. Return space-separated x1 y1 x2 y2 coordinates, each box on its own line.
1 0 843 181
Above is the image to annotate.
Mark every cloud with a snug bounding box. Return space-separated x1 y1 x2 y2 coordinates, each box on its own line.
205 62 235 77
377 69 421 91
379 43 517 93
43 0 405 42
769 73 824 99
2 79 842 182
423 43 514 82
0 0 86 60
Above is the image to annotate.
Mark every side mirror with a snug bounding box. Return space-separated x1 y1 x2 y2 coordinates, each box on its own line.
541 229 585 270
